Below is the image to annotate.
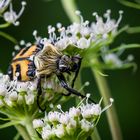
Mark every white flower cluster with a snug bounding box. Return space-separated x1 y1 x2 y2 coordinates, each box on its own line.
0 0 26 26
33 97 114 140
34 10 123 50
0 74 57 108
0 74 37 107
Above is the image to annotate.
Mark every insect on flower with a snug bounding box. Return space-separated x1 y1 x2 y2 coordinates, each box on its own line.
7 38 95 111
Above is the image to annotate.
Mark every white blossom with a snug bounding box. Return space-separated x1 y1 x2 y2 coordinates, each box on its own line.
42 127 54 140
104 53 123 67
0 0 11 13
0 84 7 96
3 1 26 26
80 119 94 132
59 113 70 125
9 91 18 101
25 92 35 105
34 96 113 140
33 119 44 128
69 107 81 118
48 111 60 122
16 82 28 92
54 124 65 138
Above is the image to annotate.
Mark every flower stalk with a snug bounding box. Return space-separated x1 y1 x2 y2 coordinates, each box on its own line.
92 64 122 140
15 124 31 140
24 117 41 140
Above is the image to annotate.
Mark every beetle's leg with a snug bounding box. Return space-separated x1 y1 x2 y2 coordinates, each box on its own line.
37 77 46 112
57 73 96 103
62 57 82 97
71 57 82 88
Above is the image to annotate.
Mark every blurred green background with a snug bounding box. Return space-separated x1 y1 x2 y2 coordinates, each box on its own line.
0 0 140 139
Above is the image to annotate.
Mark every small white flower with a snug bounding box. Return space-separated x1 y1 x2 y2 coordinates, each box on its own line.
80 119 94 132
59 113 70 125
54 124 65 138
28 80 37 91
104 53 123 67
81 103 101 118
9 91 18 101
4 97 13 107
66 118 77 135
68 22 81 35
33 119 44 129
69 107 81 118
25 92 35 105
3 1 26 26
42 127 54 140
91 10 123 37
77 37 90 49
0 84 7 96
48 111 60 122
16 82 28 92
0 0 11 13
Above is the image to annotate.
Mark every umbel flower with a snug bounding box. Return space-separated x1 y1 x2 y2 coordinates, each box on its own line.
0 0 26 26
33 96 114 140
0 72 113 140
31 10 135 71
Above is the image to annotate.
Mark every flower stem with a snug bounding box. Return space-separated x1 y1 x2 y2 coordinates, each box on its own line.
0 31 17 44
92 64 122 140
91 128 101 140
15 124 30 140
24 116 41 140
61 0 79 22
0 22 11 28
127 26 140 34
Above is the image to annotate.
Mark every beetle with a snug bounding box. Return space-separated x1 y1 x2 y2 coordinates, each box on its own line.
8 39 94 111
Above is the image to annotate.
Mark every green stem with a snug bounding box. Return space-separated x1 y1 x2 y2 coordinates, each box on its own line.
118 0 140 10
0 31 17 44
127 26 140 34
92 65 122 140
91 128 101 140
0 22 11 28
61 0 80 22
24 116 41 140
15 124 30 140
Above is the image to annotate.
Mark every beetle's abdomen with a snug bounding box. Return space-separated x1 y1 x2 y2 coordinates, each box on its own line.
8 45 40 81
